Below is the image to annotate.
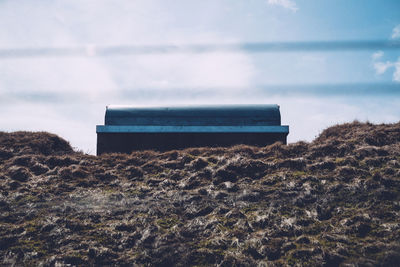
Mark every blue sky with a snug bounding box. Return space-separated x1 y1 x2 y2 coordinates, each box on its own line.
0 0 399 154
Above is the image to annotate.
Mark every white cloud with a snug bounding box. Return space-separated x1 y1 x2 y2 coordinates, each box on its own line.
0 0 256 97
373 61 394 75
372 51 383 61
371 51 400 82
392 24 400 39
370 26 400 82
267 0 298 12
393 59 400 82
0 57 119 102
107 52 255 90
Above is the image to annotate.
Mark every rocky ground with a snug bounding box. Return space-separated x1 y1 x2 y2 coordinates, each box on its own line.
0 121 399 266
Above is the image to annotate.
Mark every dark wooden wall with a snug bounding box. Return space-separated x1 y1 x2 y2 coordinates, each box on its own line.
97 132 287 155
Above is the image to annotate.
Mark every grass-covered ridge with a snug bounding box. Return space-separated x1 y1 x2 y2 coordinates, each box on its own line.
0 121 399 266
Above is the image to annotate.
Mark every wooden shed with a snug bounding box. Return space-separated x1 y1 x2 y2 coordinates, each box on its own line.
96 105 289 155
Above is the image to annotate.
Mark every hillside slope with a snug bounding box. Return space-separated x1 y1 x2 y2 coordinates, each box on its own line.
0 122 400 266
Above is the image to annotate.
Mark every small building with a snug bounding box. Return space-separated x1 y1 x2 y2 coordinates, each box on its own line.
96 105 289 155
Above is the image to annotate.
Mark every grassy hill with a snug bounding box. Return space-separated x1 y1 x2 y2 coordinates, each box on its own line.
0 121 399 266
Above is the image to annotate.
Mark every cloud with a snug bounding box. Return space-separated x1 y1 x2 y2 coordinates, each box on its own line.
0 57 120 102
373 61 394 75
394 59 400 82
372 51 383 61
267 0 298 12
0 0 256 98
372 51 400 82
392 24 400 39
370 26 400 82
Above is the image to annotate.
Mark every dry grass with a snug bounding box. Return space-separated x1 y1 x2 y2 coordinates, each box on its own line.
0 121 400 266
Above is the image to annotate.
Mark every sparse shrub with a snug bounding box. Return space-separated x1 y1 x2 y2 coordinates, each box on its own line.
125 166 144 179
0 131 73 155
10 155 32 167
7 166 31 182
58 167 73 179
71 167 89 178
190 157 209 170
30 162 50 175
213 168 237 185
46 156 79 168
94 170 118 182
278 158 306 170
0 148 13 160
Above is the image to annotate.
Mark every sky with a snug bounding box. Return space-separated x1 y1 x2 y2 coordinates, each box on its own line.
0 0 399 154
